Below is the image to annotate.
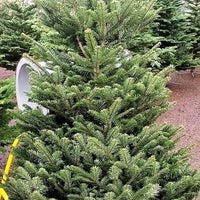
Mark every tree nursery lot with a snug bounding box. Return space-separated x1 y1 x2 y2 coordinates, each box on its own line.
1 67 200 171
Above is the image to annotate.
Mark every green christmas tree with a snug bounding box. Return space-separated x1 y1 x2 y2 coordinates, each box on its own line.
4 1 200 199
0 0 39 69
153 0 199 69
184 0 200 60
0 78 20 149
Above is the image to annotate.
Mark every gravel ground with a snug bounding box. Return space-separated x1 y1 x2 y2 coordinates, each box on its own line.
0 67 15 79
157 69 200 170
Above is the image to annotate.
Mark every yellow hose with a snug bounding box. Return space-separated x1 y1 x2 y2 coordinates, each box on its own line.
0 188 8 200
0 136 20 199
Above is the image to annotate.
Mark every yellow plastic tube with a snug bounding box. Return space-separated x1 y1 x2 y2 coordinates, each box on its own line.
0 188 8 200
0 136 20 199
1 138 19 184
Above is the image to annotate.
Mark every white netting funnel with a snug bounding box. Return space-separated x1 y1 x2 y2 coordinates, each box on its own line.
16 57 52 115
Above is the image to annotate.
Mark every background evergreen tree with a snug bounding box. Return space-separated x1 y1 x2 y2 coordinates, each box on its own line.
0 78 21 151
4 1 200 199
32 0 163 70
0 0 39 69
125 22 164 70
184 0 200 60
153 0 199 69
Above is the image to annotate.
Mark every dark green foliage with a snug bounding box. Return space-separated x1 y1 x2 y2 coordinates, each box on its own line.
0 1 39 69
32 0 160 56
0 78 20 149
184 0 200 59
4 1 200 199
0 78 15 106
153 0 199 69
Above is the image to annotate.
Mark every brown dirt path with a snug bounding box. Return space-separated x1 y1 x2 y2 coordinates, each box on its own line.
0 67 15 79
157 69 200 170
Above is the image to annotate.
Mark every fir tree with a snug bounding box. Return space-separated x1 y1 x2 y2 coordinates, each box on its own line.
0 78 20 150
0 78 15 139
0 1 39 69
153 0 199 69
184 0 200 60
4 1 200 199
